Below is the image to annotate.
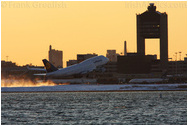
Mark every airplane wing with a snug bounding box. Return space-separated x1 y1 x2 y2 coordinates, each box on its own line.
33 73 46 76
27 66 46 72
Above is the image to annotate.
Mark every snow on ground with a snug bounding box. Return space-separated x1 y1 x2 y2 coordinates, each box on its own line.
1 83 187 92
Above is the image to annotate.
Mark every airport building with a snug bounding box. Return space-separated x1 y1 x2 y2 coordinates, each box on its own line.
49 45 63 68
1 60 19 78
104 62 117 73
66 53 98 67
117 54 157 74
1 60 44 79
77 53 98 63
168 58 187 75
103 50 119 73
151 57 187 75
1 60 17 68
106 50 118 62
67 60 77 67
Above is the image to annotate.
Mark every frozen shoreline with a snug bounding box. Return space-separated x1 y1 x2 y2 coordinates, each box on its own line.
1 83 187 92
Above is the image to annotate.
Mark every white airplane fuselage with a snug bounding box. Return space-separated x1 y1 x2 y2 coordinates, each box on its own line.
46 55 109 78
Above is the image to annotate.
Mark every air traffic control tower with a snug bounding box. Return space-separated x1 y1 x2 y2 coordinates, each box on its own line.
137 3 168 71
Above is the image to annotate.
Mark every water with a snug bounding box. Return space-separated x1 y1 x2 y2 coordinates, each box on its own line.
1 91 187 125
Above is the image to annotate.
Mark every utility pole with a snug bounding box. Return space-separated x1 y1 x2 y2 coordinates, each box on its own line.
175 52 177 75
179 52 182 61
175 52 177 61
6 56 9 61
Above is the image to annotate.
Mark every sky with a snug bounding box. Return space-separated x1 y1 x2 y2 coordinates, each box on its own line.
1 1 187 67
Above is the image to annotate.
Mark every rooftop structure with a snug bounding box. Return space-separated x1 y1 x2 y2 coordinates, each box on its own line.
106 50 118 62
67 60 77 67
49 45 63 68
77 53 98 63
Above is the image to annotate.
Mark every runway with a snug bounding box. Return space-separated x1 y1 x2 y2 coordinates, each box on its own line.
2 83 187 92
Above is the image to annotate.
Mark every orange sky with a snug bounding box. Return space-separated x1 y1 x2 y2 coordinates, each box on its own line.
1 1 187 67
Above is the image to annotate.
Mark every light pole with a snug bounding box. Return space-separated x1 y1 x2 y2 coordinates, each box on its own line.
175 52 177 75
179 52 182 61
6 56 9 61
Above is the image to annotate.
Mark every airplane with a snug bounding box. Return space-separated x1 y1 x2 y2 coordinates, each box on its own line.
35 55 109 78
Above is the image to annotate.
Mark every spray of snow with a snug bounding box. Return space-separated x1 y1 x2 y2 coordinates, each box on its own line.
1 79 56 87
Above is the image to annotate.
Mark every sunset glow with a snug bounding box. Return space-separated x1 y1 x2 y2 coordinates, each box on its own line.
1 1 187 67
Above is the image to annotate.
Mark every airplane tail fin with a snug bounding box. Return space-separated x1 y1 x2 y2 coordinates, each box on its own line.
42 59 58 73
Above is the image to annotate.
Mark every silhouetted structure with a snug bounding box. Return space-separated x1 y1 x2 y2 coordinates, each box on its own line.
49 45 63 68
104 62 117 73
77 54 98 63
106 50 118 62
1 60 27 78
117 54 157 74
67 60 77 67
1 60 17 68
137 3 168 71
151 57 187 75
124 41 127 56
